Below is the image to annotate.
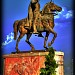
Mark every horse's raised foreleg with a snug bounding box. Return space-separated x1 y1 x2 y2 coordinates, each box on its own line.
44 32 50 49
25 34 35 51
16 34 25 52
48 27 57 47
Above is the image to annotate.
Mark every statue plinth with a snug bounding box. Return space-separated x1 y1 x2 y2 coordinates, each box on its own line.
3 50 64 75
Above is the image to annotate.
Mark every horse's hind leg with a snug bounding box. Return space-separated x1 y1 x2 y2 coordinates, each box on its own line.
16 33 24 52
25 34 35 51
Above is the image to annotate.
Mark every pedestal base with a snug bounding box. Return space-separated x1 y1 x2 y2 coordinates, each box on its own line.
3 50 64 75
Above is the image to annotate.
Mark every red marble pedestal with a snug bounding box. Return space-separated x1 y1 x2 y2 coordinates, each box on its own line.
3 51 46 75
3 51 64 75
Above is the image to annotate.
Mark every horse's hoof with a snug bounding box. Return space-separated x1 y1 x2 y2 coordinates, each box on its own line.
48 42 51 47
31 45 35 51
16 50 20 53
31 48 35 51
15 47 20 53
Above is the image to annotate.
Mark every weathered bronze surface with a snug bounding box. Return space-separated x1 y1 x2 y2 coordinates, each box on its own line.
13 0 62 52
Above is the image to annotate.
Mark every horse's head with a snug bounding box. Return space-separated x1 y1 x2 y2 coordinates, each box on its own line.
42 1 62 15
31 0 39 4
49 2 62 12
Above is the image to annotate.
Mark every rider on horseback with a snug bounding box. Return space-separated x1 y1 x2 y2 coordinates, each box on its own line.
28 0 43 37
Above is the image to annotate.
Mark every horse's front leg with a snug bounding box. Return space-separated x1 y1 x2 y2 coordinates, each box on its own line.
44 32 50 50
25 34 35 51
48 27 57 47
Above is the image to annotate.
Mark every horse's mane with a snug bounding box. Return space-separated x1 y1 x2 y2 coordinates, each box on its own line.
41 2 51 15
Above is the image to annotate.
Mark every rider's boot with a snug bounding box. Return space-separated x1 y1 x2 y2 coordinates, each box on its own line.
33 24 38 34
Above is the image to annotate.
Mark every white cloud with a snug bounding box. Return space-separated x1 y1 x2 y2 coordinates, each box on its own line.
54 15 60 19
63 10 73 19
2 32 14 46
54 7 73 19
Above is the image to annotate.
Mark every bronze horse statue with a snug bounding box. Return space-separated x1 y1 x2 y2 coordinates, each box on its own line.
13 1 62 52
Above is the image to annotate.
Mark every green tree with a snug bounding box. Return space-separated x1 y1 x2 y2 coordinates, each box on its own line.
40 47 58 75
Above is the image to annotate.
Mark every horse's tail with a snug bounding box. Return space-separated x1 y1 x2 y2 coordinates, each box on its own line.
13 20 19 40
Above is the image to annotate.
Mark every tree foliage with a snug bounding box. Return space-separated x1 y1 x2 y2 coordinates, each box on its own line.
40 47 58 75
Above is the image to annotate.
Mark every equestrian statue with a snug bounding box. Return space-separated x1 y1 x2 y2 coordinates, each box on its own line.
13 0 62 52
